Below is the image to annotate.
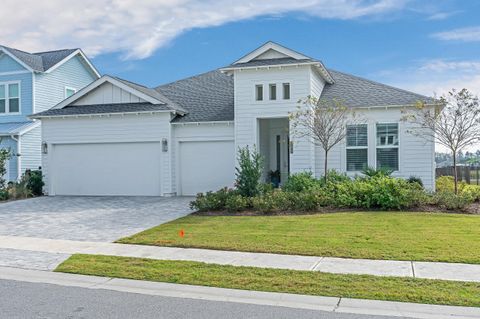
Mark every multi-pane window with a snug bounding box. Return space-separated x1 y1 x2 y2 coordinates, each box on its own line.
255 84 263 101
376 123 399 171
282 83 290 100
0 82 20 114
269 84 277 100
65 87 76 98
346 124 368 171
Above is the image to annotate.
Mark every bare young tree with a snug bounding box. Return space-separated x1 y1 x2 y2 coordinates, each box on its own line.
289 96 361 183
402 88 480 194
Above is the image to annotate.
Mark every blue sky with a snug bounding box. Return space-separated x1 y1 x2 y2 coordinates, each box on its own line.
87 0 480 95
3 0 480 96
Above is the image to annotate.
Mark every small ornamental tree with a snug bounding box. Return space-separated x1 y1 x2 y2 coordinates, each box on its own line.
402 88 480 194
235 146 264 197
0 148 11 189
289 96 361 183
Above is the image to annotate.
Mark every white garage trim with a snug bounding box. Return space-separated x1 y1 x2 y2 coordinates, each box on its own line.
175 138 235 196
49 141 162 196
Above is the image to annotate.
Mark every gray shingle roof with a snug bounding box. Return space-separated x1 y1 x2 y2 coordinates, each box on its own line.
155 70 234 122
32 103 171 117
0 121 37 134
113 77 187 113
321 69 434 107
228 57 316 68
0 45 77 72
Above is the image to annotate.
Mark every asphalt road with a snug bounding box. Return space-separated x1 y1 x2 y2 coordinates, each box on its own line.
0 279 405 319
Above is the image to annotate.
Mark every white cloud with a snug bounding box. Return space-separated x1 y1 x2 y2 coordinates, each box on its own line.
426 11 459 21
0 0 406 59
432 26 480 42
377 59 480 97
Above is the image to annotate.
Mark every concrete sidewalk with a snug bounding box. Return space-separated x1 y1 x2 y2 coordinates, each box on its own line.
0 266 479 319
0 235 479 282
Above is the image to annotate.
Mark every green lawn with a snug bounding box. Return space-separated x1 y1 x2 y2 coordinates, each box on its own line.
56 254 480 307
117 212 480 264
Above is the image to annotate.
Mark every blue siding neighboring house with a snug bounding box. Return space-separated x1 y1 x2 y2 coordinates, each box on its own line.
0 46 99 181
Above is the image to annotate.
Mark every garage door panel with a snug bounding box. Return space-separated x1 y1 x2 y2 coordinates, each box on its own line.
179 141 234 195
52 142 161 196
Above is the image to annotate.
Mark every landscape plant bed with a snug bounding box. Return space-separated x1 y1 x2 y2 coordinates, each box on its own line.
117 212 480 264
191 203 480 216
56 254 480 307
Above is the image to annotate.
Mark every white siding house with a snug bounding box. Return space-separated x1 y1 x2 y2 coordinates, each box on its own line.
33 42 438 196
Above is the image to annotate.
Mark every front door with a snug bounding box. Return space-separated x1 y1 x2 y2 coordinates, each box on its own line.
269 129 289 184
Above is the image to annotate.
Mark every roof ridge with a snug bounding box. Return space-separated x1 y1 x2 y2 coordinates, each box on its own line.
113 76 150 89
34 48 78 55
327 68 432 100
0 45 34 55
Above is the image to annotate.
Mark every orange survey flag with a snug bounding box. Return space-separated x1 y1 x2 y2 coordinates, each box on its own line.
179 229 185 238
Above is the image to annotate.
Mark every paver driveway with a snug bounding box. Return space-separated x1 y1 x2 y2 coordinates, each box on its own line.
0 196 193 271
0 196 193 242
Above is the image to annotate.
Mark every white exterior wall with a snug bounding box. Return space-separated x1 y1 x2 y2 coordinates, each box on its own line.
41 113 173 195
233 65 318 173
172 122 234 194
72 82 147 105
19 125 42 172
314 107 436 190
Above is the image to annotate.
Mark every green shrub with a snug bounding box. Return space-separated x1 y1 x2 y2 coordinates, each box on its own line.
362 166 393 178
7 177 32 200
432 192 472 210
0 149 11 189
462 184 480 202
436 176 457 193
0 189 8 201
190 188 235 211
407 176 424 187
235 146 264 197
225 194 250 212
282 172 319 192
25 169 44 196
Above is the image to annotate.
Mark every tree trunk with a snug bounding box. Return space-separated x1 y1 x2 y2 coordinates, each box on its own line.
324 150 328 184
453 151 458 194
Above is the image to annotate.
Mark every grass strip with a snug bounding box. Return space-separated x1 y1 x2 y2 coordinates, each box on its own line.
56 254 480 307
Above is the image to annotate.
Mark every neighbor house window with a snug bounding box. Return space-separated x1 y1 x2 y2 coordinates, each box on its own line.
282 83 290 100
346 124 368 171
376 123 399 171
255 84 263 101
65 87 76 98
269 84 277 100
0 82 20 114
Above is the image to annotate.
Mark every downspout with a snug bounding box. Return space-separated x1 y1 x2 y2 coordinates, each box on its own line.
10 134 21 180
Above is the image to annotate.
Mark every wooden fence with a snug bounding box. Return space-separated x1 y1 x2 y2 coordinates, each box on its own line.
436 166 480 185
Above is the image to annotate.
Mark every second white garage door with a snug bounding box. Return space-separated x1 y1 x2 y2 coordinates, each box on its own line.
51 142 162 196
178 140 235 195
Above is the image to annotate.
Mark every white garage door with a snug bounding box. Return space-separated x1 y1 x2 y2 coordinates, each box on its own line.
52 142 161 196
179 140 235 195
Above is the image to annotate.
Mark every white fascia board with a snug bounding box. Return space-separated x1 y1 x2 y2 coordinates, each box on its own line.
45 49 101 78
171 121 234 125
17 120 41 135
51 75 165 109
0 48 34 72
233 41 311 64
31 110 174 119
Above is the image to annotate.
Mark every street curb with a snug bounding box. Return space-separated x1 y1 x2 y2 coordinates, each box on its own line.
0 266 479 319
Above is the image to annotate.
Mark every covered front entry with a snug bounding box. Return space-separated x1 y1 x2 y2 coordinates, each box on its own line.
258 118 290 186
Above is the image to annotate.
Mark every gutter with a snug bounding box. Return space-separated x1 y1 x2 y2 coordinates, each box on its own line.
29 109 175 120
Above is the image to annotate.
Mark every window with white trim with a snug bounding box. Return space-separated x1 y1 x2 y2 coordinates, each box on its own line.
346 124 368 171
282 83 290 100
269 84 276 100
376 123 399 171
0 82 20 114
255 84 263 101
65 87 76 98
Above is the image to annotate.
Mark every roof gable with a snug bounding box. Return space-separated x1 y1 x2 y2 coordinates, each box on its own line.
0 46 99 77
0 51 29 72
233 41 311 64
